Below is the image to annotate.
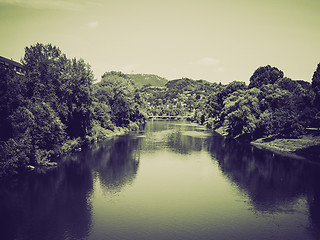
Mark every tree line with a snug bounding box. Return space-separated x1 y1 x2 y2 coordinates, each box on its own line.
0 43 146 176
1 42 319 175
204 65 320 140
142 65 320 140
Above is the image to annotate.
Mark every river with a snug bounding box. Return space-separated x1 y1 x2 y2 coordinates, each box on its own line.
1 120 320 240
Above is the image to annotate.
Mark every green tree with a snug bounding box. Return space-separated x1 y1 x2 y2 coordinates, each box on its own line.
94 72 145 127
22 43 93 138
0 66 15 140
248 65 284 89
276 78 315 127
22 43 68 102
312 62 320 110
1 43 95 175
60 58 93 137
0 101 66 174
259 84 307 137
92 101 114 130
101 72 134 126
222 88 262 138
205 81 246 125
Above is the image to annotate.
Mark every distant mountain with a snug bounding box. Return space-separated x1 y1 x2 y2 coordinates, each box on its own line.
165 77 216 92
127 74 168 88
99 72 216 91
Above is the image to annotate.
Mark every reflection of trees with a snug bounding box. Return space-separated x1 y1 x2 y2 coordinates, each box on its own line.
143 120 208 154
87 136 140 193
207 134 320 236
0 135 141 240
167 130 205 154
0 161 93 240
309 182 320 239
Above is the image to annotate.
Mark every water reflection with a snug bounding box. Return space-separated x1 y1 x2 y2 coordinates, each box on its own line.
206 133 320 238
87 136 140 193
0 159 93 240
308 181 320 239
142 121 209 154
2 121 320 240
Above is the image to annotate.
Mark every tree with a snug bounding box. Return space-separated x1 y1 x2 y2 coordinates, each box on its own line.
312 63 320 110
10 102 66 152
92 101 114 130
0 65 15 140
60 58 93 138
1 101 66 172
259 84 307 137
222 88 262 138
248 65 284 89
22 43 94 138
205 81 247 125
312 63 320 91
276 78 316 127
94 72 140 127
22 43 68 102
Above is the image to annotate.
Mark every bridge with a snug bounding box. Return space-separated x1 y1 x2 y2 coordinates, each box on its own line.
148 115 192 120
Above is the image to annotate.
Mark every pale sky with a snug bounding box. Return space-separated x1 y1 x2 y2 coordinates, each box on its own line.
0 0 319 83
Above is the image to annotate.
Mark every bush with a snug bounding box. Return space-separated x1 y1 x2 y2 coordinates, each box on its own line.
128 121 139 131
0 137 32 176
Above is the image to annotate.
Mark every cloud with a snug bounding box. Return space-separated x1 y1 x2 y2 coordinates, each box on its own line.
0 0 101 10
196 57 220 66
86 21 99 28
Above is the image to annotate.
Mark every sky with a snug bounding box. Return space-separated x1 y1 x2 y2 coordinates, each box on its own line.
0 0 319 84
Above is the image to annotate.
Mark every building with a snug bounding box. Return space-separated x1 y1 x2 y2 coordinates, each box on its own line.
0 55 24 74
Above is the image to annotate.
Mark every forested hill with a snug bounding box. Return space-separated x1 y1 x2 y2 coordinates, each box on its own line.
126 73 168 88
165 78 216 92
102 73 215 91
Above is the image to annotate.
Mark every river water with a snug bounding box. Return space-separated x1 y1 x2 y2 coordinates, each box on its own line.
1 120 320 240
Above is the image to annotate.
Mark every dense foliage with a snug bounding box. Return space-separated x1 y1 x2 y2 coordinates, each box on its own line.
1 42 319 176
91 71 146 140
205 65 319 140
0 44 145 176
135 65 319 141
312 63 320 110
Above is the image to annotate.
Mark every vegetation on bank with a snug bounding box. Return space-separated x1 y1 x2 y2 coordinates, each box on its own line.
1 43 320 176
138 64 320 157
251 134 320 153
142 65 319 138
0 44 146 176
205 65 320 158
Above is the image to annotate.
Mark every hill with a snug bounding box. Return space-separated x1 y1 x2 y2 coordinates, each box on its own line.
165 77 217 92
127 73 168 88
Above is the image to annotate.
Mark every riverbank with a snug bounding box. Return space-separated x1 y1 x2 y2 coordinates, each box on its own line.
87 125 131 143
251 134 320 161
213 125 320 161
251 134 320 151
24 121 145 174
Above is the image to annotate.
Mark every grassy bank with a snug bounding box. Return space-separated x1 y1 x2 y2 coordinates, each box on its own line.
212 125 320 161
251 133 320 161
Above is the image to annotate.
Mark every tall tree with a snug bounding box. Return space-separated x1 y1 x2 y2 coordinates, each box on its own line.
22 43 93 138
60 58 93 137
96 72 135 126
22 43 68 103
222 88 262 138
248 65 284 89
312 63 320 110
0 65 14 140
